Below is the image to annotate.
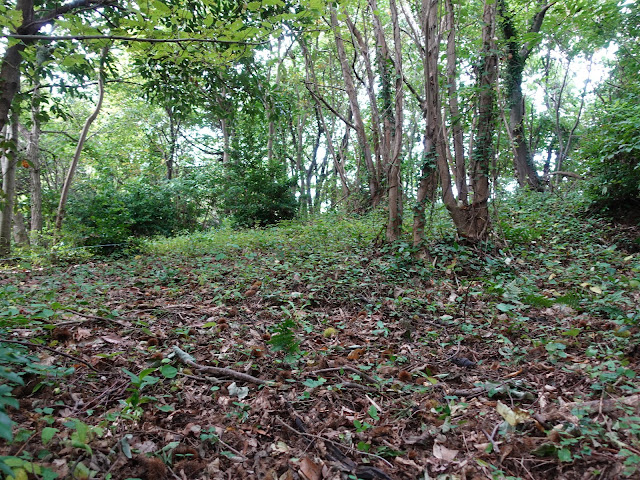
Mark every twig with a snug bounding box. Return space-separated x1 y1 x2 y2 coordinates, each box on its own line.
63 309 128 327
172 346 269 385
0 339 98 372
311 366 378 385
277 417 394 469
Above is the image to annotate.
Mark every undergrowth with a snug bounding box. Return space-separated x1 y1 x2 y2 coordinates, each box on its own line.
1 192 639 479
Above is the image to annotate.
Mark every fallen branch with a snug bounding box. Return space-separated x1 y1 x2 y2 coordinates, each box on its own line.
63 309 128 327
559 394 640 415
172 346 269 385
0 339 98 372
311 366 378 385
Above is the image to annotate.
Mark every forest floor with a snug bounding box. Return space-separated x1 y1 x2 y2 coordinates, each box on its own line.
1 193 640 480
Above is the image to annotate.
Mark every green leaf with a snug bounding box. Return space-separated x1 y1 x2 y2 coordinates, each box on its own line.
41 427 59 445
367 405 379 421
496 303 516 312
558 448 572 462
0 411 14 441
160 365 178 378
562 328 581 337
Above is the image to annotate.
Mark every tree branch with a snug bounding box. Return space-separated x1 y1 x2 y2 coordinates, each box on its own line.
5 33 266 45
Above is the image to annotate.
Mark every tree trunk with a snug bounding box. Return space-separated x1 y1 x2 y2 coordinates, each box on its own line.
414 0 496 243
345 15 383 184
498 0 552 192
413 0 443 246
444 0 468 203
0 112 19 257
329 5 380 205
300 38 350 198
385 0 404 242
55 46 108 232
464 0 498 241
13 211 29 245
28 77 43 241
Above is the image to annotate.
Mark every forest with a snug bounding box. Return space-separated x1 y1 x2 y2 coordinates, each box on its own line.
0 0 639 478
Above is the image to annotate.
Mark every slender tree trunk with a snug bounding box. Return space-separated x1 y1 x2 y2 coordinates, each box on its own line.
345 15 383 183
329 5 380 205
0 112 19 256
28 77 43 241
299 36 350 198
220 117 231 164
55 46 108 232
444 0 467 203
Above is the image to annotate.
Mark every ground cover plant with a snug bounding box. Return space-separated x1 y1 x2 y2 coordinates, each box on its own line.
0 192 639 480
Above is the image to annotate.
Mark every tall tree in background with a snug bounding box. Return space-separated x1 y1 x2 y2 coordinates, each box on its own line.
498 0 553 192
55 46 109 232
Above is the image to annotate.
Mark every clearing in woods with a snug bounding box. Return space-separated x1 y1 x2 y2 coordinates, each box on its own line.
1 193 640 479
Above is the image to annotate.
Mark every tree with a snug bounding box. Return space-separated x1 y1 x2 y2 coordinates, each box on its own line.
498 0 553 191
410 0 498 243
55 45 108 232
0 111 18 256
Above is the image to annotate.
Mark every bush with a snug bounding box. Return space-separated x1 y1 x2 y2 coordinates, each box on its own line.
221 157 297 228
64 177 207 247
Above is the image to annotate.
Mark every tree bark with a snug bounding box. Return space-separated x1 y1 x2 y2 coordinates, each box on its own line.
444 0 467 203
27 72 44 241
498 0 553 192
55 46 108 232
385 0 404 242
0 112 19 257
329 5 380 205
412 0 496 243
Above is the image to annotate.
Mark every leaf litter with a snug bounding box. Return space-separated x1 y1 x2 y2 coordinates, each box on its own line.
1 207 640 479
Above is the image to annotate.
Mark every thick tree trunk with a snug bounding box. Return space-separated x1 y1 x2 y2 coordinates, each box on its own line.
385 0 404 242
13 211 29 245
55 47 107 231
499 0 552 192
415 0 496 243
413 0 444 246
0 114 19 256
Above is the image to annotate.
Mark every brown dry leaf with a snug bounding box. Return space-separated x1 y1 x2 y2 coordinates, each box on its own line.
298 457 323 480
433 443 459 462
75 328 92 340
101 334 125 344
347 348 365 361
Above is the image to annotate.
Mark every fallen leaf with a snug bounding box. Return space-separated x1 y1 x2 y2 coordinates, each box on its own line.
298 457 322 480
496 400 531 426
433 443 458 461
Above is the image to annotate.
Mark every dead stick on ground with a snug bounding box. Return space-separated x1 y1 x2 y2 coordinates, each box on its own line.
172 346 270 385
311 366 378 385
0 339 98 372
64 309 129 327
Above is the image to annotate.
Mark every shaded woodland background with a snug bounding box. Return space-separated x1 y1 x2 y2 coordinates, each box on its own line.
0 0 638 255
